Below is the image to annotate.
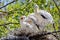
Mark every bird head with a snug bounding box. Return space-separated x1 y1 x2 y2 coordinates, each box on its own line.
34 3 39 14
20 16 26 22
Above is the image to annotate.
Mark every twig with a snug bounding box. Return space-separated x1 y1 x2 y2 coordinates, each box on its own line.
52 0 60 40
53 22 57 33
29 30 60 40
0 0 15 9
53 0 60 13
29 30 60 38
0 11 8 13
0 22 19 26
52 23 60 40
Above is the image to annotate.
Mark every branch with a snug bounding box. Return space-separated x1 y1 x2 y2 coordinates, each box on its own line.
41 30 60 36
53 0 60 13
29 30 60 38
0 22 19 26
0 0 15 9
0 11 8 13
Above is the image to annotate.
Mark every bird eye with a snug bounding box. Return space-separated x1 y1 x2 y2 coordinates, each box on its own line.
21 17 23 20
41 14 47 19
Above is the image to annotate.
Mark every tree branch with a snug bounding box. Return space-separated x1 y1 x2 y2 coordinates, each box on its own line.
29 30 60 38
0 22 19 26
0 0 15 9
53 0 60 13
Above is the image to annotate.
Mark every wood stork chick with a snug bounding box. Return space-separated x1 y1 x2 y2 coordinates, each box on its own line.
13 16 39 36
34 4 54 31
25 4 54 32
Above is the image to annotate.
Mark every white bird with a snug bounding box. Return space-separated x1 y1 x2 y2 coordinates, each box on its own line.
12 4 54 36
25 4 54 32
13 16 39 36
20 16 34 30
34 4 54 31
34 3 53 23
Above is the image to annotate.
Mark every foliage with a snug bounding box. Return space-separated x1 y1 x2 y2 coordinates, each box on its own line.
0 0 60 38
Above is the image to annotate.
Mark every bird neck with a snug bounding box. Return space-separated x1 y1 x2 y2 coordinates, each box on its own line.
20 20 23 25
34 8 38 14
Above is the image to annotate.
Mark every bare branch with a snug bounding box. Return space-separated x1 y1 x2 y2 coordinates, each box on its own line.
0 0 15 9
0 22 19 26
0 11 8 13
53 0 60 13
29 30 60 38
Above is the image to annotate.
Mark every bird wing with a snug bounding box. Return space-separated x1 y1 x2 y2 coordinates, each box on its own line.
39 10 53 20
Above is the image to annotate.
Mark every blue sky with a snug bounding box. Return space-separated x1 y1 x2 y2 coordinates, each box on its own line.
0 0 25 5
